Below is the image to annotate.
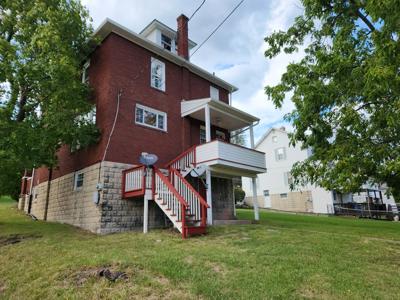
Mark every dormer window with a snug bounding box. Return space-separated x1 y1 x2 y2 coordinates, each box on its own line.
161 34 172 51
151 58 165 91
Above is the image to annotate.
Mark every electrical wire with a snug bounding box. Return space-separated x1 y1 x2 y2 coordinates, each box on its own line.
189 0 206 21
190 0 245 57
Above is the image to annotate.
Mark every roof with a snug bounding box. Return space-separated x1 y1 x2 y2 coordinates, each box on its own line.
254 127 287 149
139 19 197 49
92 19 238 93
181 98 259 131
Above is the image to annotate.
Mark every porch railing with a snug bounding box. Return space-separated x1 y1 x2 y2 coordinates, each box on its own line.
165 145 196 171
122 165 145 198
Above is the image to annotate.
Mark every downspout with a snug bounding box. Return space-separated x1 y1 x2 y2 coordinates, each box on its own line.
43 166 53 221
27 168 35 214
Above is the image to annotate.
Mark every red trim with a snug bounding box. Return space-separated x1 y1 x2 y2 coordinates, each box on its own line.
121 165 146 199
170 168 209 208
153 168 188 208
164 145 197 168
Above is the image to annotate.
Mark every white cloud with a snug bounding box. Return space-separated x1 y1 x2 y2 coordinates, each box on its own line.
81 0 304 142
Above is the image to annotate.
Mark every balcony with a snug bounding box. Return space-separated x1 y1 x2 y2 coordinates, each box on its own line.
196 140 266 177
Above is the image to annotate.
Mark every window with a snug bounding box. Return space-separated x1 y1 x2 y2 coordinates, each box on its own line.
200 125 206 144
272 136 278 143
74 171 84 190
135 104 167 131
216 130 226 141
151 58 165 91
284 172 293 186
210 86 219 100
275 147 286 161
161 34 172 51
280 193 288 198
82 60 90 84
263 190 269 197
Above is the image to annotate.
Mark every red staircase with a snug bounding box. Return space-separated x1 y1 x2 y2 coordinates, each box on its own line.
122 145 208 239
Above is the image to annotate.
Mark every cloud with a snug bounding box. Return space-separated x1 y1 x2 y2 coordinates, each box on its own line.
81 0 304 142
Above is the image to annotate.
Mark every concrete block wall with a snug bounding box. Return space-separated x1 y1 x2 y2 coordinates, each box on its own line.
212 177 235 220
99 161 165 234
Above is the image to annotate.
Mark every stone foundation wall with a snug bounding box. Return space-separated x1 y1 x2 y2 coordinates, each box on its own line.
212 177 235 220
99 162 165 234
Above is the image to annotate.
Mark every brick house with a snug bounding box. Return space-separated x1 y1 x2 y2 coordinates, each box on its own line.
18 15 266 238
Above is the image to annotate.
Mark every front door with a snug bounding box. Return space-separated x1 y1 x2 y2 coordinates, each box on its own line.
263 190 271 208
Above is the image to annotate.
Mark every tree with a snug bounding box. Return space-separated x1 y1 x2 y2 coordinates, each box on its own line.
230 130 246 146
0 0 98 198
264 1 400 198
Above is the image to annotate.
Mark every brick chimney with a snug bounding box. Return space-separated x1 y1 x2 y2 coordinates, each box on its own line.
177 14 189 60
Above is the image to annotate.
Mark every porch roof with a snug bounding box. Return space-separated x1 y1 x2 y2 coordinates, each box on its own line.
181 98 259 131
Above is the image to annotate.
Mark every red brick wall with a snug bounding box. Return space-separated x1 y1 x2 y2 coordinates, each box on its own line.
34 33 231 185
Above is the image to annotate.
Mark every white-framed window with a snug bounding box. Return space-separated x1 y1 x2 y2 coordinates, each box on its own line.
82 60 90 84
210 86 219 100
200 125 206 144
135 104 167 131
284 171 293 186
161 34 172 51
151 58 165 91
275 147 286 161
74 171 84 190
272 136 278 143
216 130 226 141
280 193 288 198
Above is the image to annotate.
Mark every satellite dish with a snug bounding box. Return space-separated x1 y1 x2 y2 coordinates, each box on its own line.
139 152 158 167
190 164 207 177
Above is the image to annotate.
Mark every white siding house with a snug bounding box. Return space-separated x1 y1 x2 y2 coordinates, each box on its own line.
242 127 396 214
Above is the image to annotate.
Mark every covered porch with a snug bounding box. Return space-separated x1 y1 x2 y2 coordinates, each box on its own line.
181 98 266 224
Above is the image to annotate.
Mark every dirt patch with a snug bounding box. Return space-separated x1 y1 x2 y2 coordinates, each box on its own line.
206 262 227 277
0 281 6 295
0 234 41 247
65 265 129 287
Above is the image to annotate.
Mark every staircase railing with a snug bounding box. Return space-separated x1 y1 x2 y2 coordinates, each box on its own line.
170 168 208 227
122 165 145 198
165 145 196 172
154 168 188 238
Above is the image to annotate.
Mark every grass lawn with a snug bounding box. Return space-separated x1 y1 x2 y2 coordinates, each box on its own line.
1 196 399 299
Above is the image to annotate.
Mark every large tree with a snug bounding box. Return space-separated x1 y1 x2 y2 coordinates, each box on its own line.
0 0 98 198
264 1 400 198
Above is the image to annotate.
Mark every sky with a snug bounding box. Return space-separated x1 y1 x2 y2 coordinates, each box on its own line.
80 0 305 143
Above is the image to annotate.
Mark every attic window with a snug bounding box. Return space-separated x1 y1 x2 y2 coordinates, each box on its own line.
161 34 172 51
151 58 165 91
210 86 219 100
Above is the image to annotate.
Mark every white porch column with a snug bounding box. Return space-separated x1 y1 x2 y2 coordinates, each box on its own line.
206 168 213 225
205 104 211 142
250 125 260 221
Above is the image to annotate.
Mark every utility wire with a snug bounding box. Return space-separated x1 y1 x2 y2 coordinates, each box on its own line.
189 0 206 21
190 0 245 57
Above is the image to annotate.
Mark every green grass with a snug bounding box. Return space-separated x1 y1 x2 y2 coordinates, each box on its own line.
1 196 399 299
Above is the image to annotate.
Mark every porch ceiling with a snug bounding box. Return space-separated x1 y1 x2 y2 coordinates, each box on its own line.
181 98 259 131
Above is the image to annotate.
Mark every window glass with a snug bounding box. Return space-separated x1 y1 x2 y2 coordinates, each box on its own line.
216 130 226 140
280 193 288 198
200 126 206 144
161 34 172 51
275 147 286 161
74 172 84 190
135 104 167 131
210 86 219 100
151 58 165 91
263 190 269 197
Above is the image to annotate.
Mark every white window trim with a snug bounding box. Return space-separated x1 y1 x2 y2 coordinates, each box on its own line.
74 171 84 191
135 104 167 132
275 147 286 161
82 60 90 84
150 57 166 91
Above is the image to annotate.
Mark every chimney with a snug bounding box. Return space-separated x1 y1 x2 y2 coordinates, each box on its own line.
177 14 189 60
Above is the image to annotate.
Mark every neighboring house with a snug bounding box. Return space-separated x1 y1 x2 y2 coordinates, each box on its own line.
18 15 266 238
242 127 396 214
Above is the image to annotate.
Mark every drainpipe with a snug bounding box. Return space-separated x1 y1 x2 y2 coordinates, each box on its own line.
43 166 53 221
27 168 35 214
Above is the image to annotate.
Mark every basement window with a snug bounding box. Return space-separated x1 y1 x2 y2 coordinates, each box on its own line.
135 104 167 131
74 171 84 190
151 58 165 91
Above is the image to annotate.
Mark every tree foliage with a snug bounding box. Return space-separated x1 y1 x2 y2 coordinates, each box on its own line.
264 0 400 197
0 0 98 197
